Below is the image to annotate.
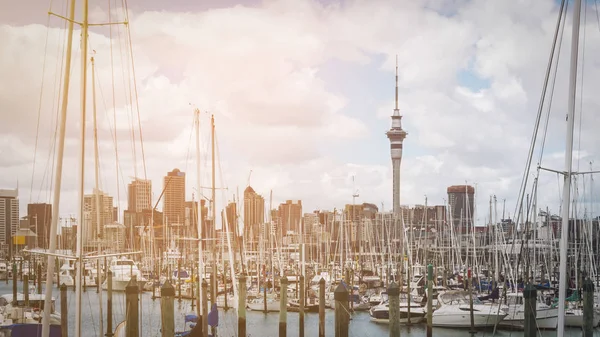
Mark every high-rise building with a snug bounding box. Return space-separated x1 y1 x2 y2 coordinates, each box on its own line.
447 185 475 232
0 189 19 257
278 200 302 236
243 186 264 249
83 189 114 242
386 59 408 216
128 178 152 212
27 203 52 249
163 168 186 226
344 203 379 221
184 199 208 237
223 201 238 237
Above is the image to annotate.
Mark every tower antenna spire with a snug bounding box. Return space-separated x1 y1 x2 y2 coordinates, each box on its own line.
395 55 399 111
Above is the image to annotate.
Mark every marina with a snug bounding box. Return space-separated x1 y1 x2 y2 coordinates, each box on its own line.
1 0 600 336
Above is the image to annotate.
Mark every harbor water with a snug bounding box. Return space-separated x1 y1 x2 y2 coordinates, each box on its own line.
1 281 597 337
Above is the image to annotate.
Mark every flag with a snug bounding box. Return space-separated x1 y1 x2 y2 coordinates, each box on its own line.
208 303 218 327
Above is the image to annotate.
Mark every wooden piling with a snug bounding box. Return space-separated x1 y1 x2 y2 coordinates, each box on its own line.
238 273 247 337
106 271 114 337
11 263 16 305
161 280 175 337
388 281 400 337
37 264 42 294
177 259 182 302
279 276 288 337
468 268 475 334
263 278 268 313
23 274 29 307
202 279 208 337
334 282 349 337
319 278 325 337
191 267 195 311
56 257 60 289
523 283 537 337
125 275 139 337
426 264 433 337
299 274 305 337
583 278 594 337
223 268 228 310
61 284 68 337
152 266 157 300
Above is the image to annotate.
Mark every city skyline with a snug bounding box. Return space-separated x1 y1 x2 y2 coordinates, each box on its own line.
2 0 600 227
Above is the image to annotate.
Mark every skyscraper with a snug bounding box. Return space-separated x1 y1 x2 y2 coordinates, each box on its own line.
0 189 19 257
278 200 302 236
386 57 408 216
27 203 52 249
243 186 264 249
128 178 152 212
83 189 114 242
447 185 475 233
163 168 186 226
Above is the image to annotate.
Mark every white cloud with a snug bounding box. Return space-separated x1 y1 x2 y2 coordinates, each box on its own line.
1 0 600 226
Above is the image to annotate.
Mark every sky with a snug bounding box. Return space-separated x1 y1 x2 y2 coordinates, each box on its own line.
1 0 600 227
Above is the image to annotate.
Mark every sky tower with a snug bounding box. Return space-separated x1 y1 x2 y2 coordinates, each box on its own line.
386 57 408 215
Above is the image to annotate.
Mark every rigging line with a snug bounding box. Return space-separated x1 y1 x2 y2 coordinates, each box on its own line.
29 5 54 204
595 0 600 31
45 0 69 202
41 0 69 203
576 1 587 174
108 0 122 225
537 1 567 166
113 3 137 181
123 0 149 181
512 0 566 230
95 53 131 220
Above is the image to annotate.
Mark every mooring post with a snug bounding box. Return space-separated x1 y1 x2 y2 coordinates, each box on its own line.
263 278 268 314
583 278 594 337
238 273 247 337
388 281 400 337
37 263 42 294
319 278 325 337
11 263 17 305
125 275 139 337
106 271 114 337
23 274 29 307
523 283 537 337
334 282 349 337
427 264 433 337
202 279 208 337
299 274 305 337
279 276 288 337
161 280 175 337
61 284 68 337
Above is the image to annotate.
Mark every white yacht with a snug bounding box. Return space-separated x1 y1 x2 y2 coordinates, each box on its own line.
0 293 61 325
499 292 559 329
431 290 507 328
369 292 426 324
247 296 281 312
58 263 75 287
102 257 146 291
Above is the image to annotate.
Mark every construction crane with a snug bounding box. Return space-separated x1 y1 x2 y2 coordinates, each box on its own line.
247 169 253 187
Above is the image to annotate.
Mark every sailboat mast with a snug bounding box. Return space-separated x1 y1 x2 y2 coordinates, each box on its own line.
42 0 76 335
211 114 217 308
195 108 203 311
91 56 104 337
557 0 581 333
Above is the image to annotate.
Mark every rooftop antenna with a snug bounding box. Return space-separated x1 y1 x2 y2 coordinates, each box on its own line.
395 55 399 111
